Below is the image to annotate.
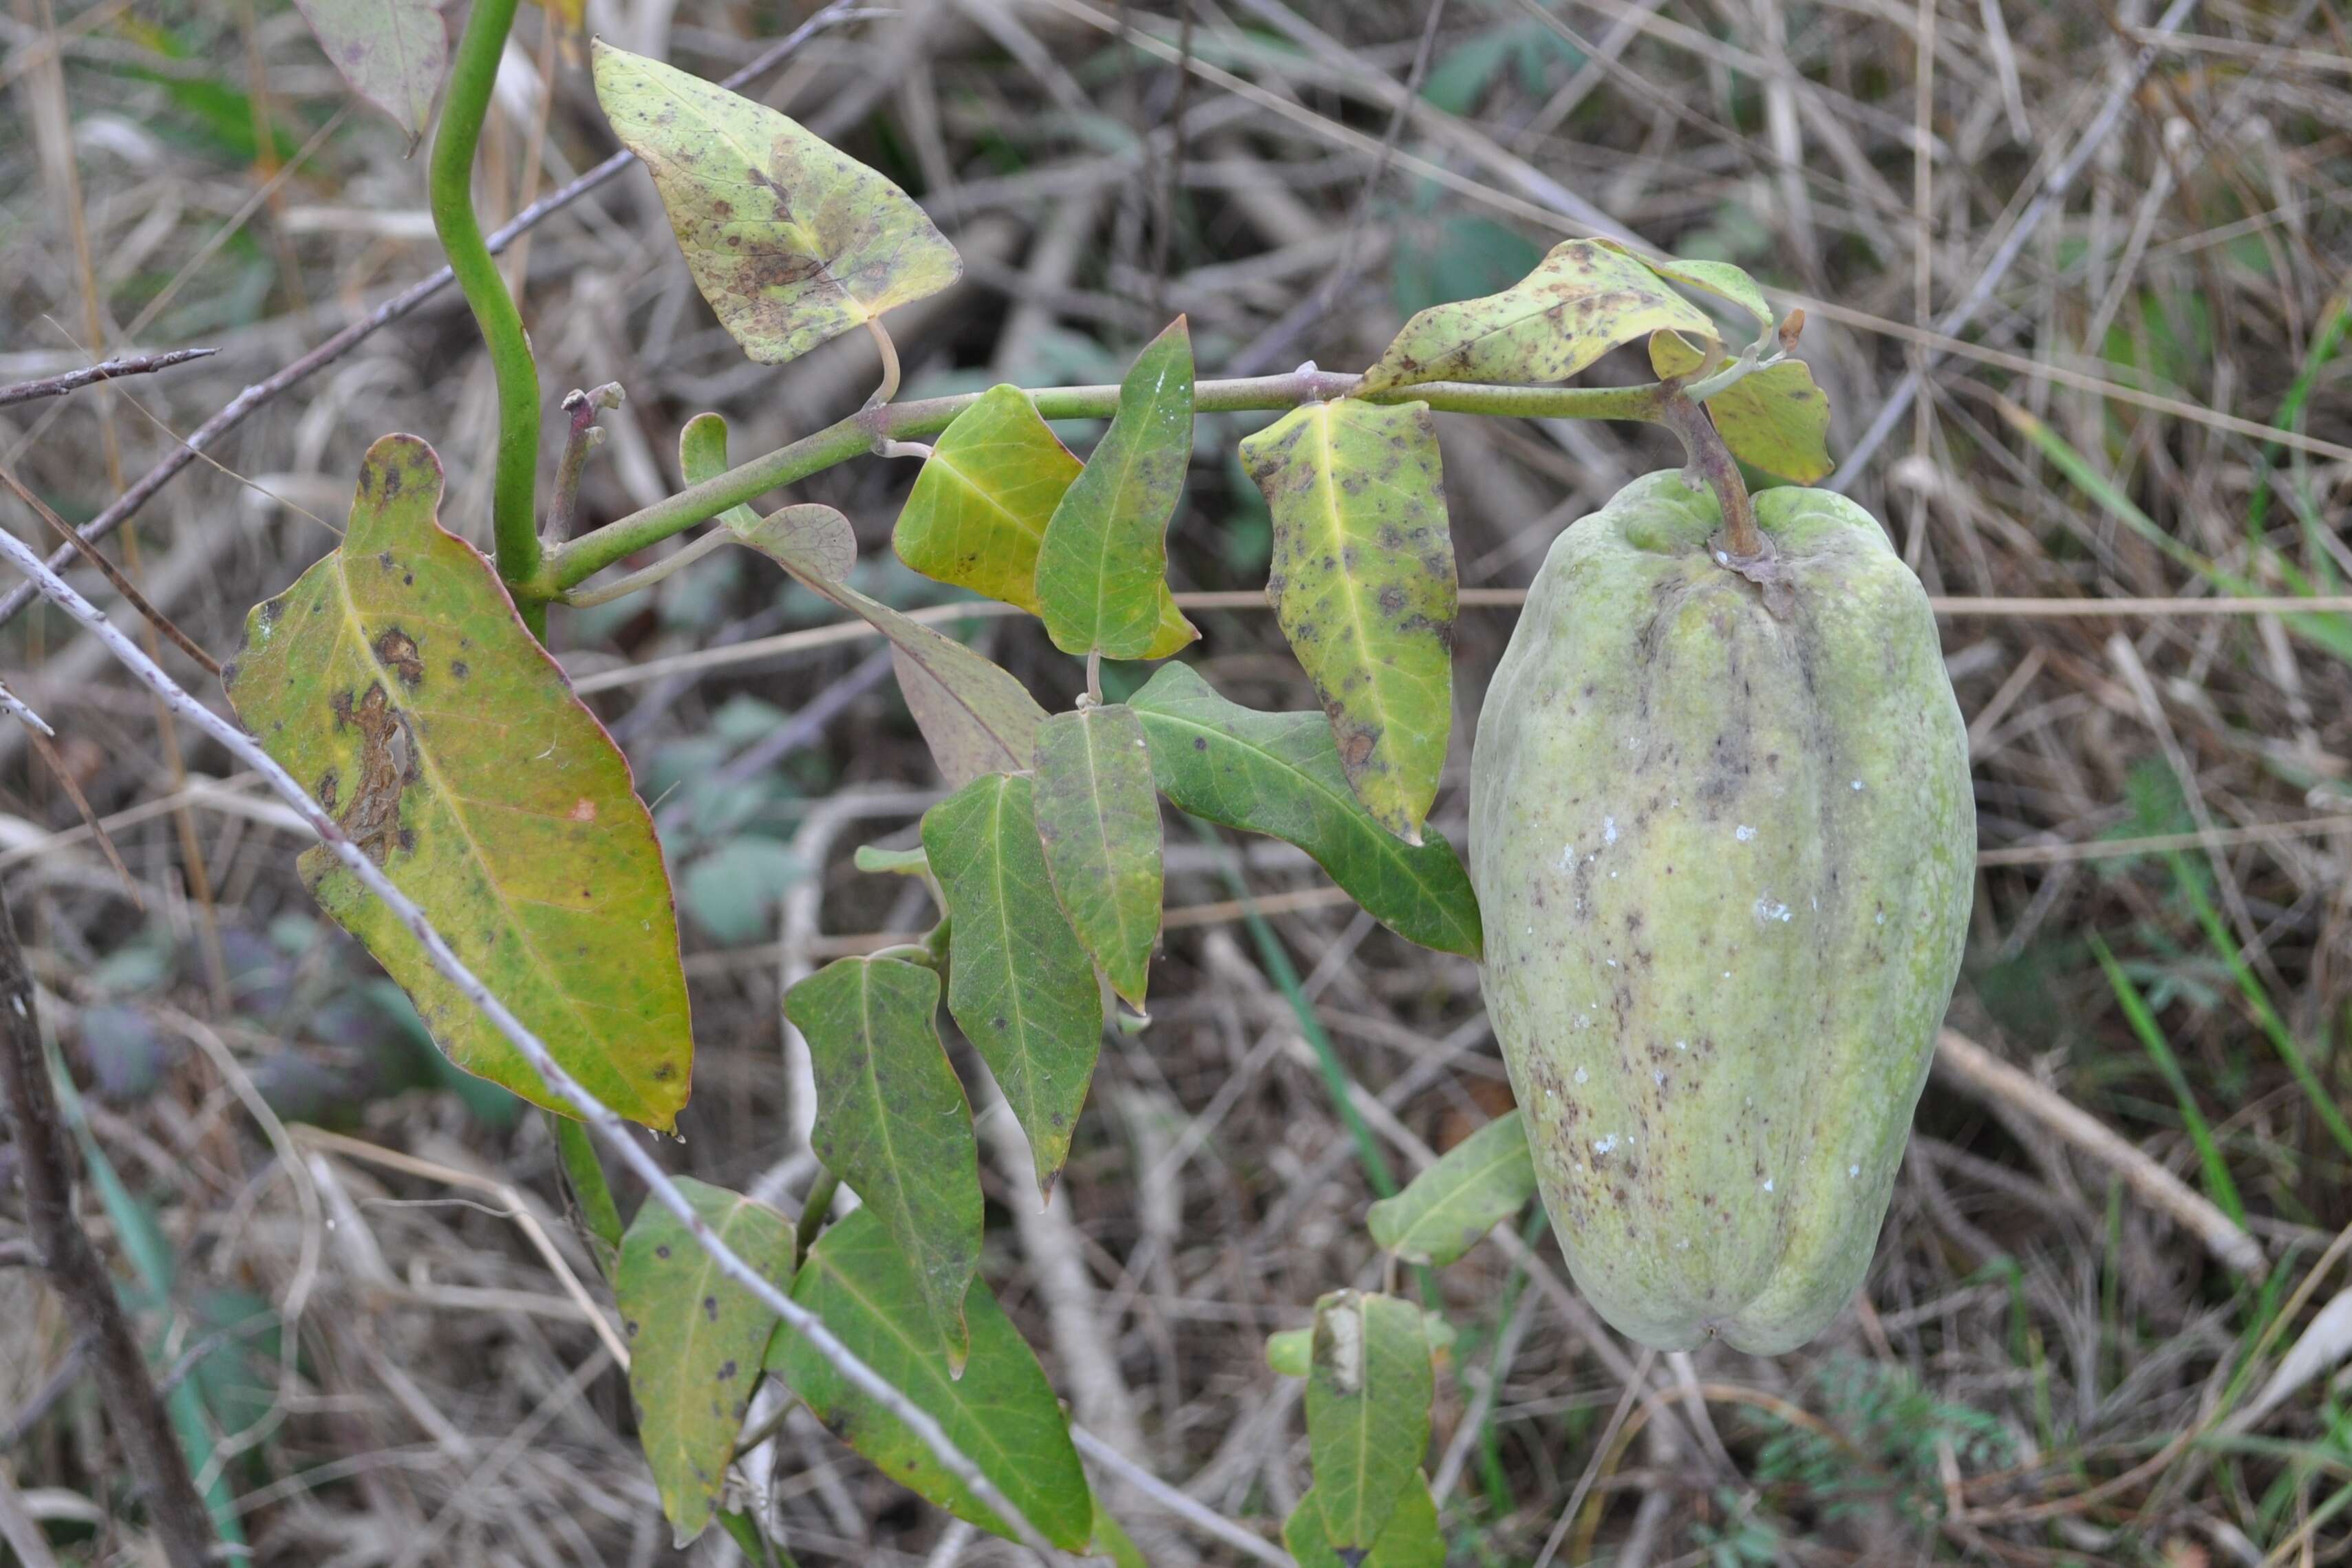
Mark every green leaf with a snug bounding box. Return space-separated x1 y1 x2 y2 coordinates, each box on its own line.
893 386 1193 659
854 844 932 878
1305 1290 1435 1557
921 775 1102 1201
1285 1474 1445 1568
1034 317 1201 659
1128 665 1483 958
765 1207 1095 1550
1031 705 1163 1006
1242 399 1456 844
682 414 1046 786
223 436 693 1128
1705 361 1835 483
894 385 1079 616
1307 1288 1430 1560
615 1178 795 1547
1360 238 1713 394
292 0 446 142
781 956 980 1369
1621 246 1776 336
1365 1110 1535 1266
591 43 961 367
1267 1326 1312 1378
1090 1503 1151 1568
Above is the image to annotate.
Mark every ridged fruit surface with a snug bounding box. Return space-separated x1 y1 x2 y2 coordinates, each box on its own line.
1472 471 1972 1353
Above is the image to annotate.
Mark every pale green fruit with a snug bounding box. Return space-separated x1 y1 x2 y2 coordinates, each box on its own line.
1471 472 1972 1353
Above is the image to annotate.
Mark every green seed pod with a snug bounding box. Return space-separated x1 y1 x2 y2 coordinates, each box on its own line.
1472 471 1972 1353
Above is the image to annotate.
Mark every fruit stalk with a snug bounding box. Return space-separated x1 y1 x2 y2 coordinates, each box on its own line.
1654 390 1761 559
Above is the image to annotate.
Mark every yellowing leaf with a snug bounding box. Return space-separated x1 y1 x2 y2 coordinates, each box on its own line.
224 436 692 1128
1243 398 1455 844
616 1179 795 1547
922 775 1102 1201
1034 319 1199 659
895 385 1079 614
766 1207 1095 1549
1647 327 1715 381
682 414 1045 786
1360 238 1713 394
782 956 980 1370
1706 360 1835 483
592 43 961 366
292 0 447 143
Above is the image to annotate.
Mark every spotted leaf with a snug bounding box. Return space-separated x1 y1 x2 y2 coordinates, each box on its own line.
223 436 692 1128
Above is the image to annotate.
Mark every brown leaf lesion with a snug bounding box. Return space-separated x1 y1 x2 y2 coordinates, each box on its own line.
328 680 421 865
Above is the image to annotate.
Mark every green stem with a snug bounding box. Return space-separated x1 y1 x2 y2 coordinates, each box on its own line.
795 1166 841 1262
430 0 544 630
551 1111 625 1273
541 372 1664 597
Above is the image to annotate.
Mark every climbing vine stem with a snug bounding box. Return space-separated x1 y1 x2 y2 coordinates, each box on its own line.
429 0 544 630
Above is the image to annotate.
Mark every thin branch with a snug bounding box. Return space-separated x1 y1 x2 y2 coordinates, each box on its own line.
0 0 873 636
1828 0 2203 488
0 462 220 675
0 347 217 408
1069 1426 1292 1567
0 522 1066 1560
546 383 625 541
0 882 217 1568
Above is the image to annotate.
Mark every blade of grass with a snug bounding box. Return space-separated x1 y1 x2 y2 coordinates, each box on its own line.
2091 934 2245 1223
2000 399 2352 665
2168 853 2352 1163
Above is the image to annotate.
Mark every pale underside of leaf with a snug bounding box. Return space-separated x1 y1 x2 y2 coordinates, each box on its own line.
614 1178 795 1546
294 0 447 141
1031 705 1163 1007
1360 238 1713 393
224 435 692 1128
1615 245 1777 337
1366 1110 1537 1266
1244 399 1455 844
1128 664 1483 958
922 775 1102 1201
767 1207 1096 1549
592 42 961 366
782 956 980 1370
678 412 1046 786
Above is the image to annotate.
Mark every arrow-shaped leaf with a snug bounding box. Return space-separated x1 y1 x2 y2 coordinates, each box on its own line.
592 43 961 367
615 1178 795 1547
782 956 979 1370
682 413 1046 786
921 775 1102 1201
1360 238 1713 394
1243 398 1455 844
766 1206 1095 1550
1305 1290 1434 1558
293 0 447 144
1705 360 1835 483
1031 705 1162 1007
896 386 1194 658
224 436 693 1128
1034 318 1200 659
1128 664 1482 958
1366 1110 1535 1267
